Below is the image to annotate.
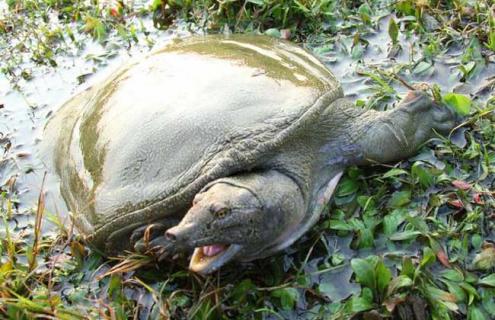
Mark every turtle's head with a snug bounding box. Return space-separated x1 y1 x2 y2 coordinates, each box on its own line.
165 172 305 275
165 181 269 274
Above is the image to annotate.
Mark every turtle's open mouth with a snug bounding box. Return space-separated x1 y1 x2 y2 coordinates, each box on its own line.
189 244 242 274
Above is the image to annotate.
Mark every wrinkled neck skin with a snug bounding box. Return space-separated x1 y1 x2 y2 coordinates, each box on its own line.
314 97 372 169
237 170 307 260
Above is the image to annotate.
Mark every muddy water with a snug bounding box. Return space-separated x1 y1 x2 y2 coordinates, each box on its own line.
315 16 494 103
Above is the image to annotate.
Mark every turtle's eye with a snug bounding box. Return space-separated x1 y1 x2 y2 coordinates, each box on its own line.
212 206 230 218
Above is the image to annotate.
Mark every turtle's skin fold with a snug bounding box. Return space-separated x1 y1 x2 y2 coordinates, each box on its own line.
42 35 455 274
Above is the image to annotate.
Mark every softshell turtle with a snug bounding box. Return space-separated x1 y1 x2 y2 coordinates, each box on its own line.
43 35 455 274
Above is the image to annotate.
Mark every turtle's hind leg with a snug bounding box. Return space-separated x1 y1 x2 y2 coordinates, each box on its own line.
354 91 456 164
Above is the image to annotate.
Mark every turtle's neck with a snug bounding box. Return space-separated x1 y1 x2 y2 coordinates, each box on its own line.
315 97 377 167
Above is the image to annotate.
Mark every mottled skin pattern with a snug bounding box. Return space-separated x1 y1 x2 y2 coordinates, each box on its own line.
42 35 456 274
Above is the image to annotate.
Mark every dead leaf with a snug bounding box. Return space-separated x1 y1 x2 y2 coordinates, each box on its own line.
384 295 406 312
452 180 471 190
472 245 495 270
436 249 451 268
448 199 464 208
472 193 484 205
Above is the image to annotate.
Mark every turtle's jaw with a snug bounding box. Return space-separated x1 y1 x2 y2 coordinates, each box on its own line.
189 244 242 274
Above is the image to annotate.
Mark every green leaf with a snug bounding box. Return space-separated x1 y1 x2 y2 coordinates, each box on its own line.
388 18 399 45
472 234 483 250
411 162 434 188
419 247 436 268
149 0 163 11
383 210 406 235
357 195 375 211
271 288 299 310
425 285 458 310
383 168 409 178
401 257 415 278
387 191 411 208
420 247 436 268
387 275 413 296
389 230 422 241
351 258 376 289
406 215 429 233
358 3 372 25
108 275 122 300
293 0 310 13
485 29 495 51
232 279 256 301
468 306 487 320
337 177 359 197
440 269 464 282
445 281 467 302
413 61 433 75
480 287 495 316
357 228 375 249
375 261 392 297
247 0 265 5
331 253 345 266
349 288 374 313
360 71 394 93
479 274 495 287
84 16 107 41
460 282 479 305
443 93 472 116
329 219 354 231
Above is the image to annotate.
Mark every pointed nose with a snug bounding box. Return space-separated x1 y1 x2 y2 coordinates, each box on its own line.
165 224 191 242
165 229 176 241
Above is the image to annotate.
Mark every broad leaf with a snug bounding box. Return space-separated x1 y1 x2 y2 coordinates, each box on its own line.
443 93 472 116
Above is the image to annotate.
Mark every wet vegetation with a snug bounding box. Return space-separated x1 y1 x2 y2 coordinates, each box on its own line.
1 0 495 319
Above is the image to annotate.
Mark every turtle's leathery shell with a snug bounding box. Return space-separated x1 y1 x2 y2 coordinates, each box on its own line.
44 35 343 253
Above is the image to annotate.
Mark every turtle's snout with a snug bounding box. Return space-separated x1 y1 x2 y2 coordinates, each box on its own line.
165 224 191 243
165 229 177 241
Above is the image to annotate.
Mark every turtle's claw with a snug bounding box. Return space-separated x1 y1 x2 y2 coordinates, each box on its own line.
130 225 148 244
151 237 183 261
432 104 457 131
131 223 167 252
134 235 179 260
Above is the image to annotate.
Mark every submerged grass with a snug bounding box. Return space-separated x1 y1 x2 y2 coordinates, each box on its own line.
1 0 495 319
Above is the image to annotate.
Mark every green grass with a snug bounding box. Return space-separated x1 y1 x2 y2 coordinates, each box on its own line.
1 0 495 319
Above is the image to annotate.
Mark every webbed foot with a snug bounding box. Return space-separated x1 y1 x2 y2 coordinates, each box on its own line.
398 91 456 135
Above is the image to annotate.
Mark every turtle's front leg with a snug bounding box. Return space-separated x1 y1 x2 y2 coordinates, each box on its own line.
356 91 456 164
131 218 183 260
